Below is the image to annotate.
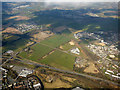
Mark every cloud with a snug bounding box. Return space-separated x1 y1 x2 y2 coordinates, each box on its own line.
45 0 119 2
1 0 120 2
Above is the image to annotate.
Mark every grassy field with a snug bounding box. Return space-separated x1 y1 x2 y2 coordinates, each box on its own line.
3 38 29 53
19 35 75 71
40 50 76 71
19 43 52 61
40 35 71 48
62 43 74 51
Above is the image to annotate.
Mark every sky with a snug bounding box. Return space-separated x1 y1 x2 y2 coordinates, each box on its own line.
1 0 120 2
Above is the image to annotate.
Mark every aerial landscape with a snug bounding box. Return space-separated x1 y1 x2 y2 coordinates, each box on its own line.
1 1 120 89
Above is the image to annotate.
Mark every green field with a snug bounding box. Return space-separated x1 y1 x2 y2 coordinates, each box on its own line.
62 43 74 51
3 38 29 53
40 50 76 71
19 35 75 71
19 43 52 61
40 35 71 48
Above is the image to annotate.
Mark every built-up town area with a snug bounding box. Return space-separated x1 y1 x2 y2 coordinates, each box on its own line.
14 22 40 33
0 66 44 89
74 31 120 80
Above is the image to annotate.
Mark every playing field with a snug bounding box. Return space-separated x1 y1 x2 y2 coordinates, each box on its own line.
19 43 52 61
40 35 71 48
40 50 76 71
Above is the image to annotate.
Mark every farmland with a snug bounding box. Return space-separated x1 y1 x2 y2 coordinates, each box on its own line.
18 35 76 71
40 50 76 71
3 38 29 53
40 35 71 48
61 42 75 51
18 34 75 71
19 43 52 61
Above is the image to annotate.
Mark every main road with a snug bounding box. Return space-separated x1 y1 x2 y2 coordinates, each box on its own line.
17 57 120 87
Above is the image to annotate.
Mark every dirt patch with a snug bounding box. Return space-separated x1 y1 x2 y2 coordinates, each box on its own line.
26 42 34 47
44 78 71 88
69 41 75 45
84 62 99 74
95 42 106 46
42 50 55 59
54 26 67 33
32 31 53 42
62 76 76 82
42 55 48 59
74 30 84 34
3 27 22 34
7 16 30 21
49 50 55 55
59 46 63 49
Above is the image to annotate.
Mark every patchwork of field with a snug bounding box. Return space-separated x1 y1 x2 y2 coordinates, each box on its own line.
40 50 76 71
40 35 71 48
19 43 52 61
19 35 76 70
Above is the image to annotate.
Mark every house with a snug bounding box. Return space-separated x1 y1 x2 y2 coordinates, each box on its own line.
0 67 7 72
117 73 120 76
18 69 33 77
71 48 80 55
6 50 13 54
107 70 114 74
112 75 120 79
109 55 115 59
33 83 41 88
74 34 78 39
105 72 111 75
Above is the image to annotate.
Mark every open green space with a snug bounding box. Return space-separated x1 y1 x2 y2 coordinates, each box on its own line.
3 38 29 53
40 50 76 71
19 43 52 61
40 35 71 48
62 43 74 51
61 29 72 35
3 35 20 43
